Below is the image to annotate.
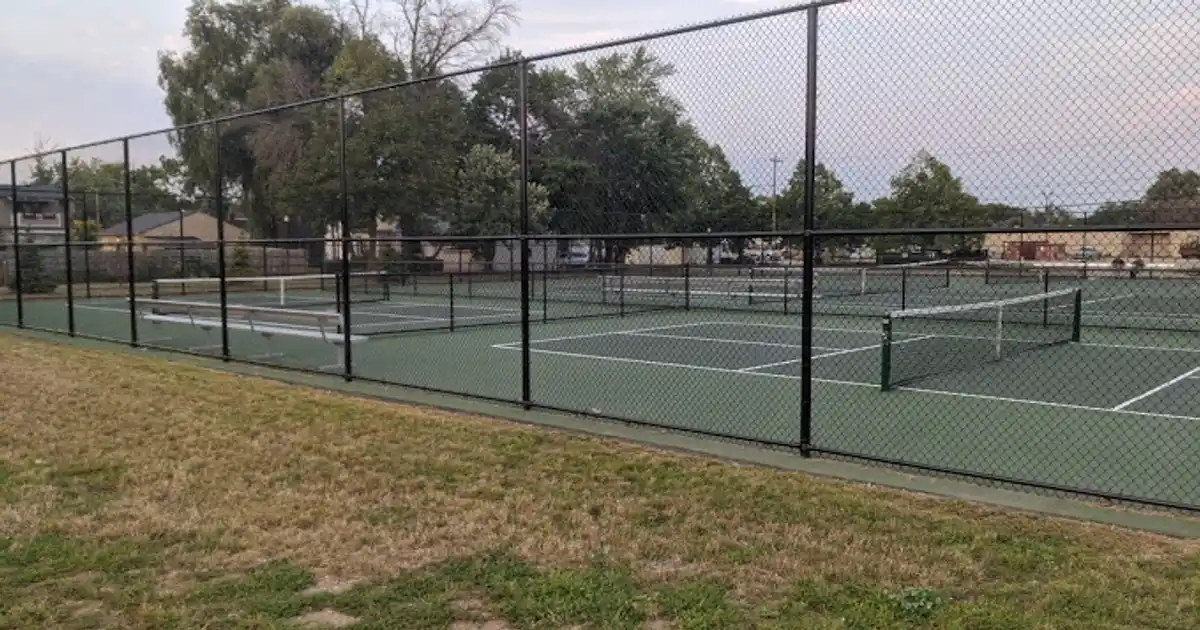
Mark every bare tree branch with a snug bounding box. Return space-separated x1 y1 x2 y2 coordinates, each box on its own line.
325 0 378 39
379 0 518 78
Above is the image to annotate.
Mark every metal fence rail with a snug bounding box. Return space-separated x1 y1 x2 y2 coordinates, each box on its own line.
2 0 1198 513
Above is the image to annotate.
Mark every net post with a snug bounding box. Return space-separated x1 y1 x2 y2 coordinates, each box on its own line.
541 241 548 324
60 151 76 336
1072 289 1083 342
799 5 819 457
747 282 754 307
337 97 353 380
619 267 626 317
995 306 1004 360
1042 268 1050 327
880 316 893 391
82 194 92 299
684 258 691 311
783 263 790 315
124 139 141 348
9 161 23 328
900 268 908 311
448 272 455 332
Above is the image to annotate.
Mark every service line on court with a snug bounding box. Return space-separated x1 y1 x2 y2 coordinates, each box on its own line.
491 320 1200 424
1111 365 1200 411
736 334 936 373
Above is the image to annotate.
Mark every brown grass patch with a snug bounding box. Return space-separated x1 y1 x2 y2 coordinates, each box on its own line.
1 334 1198 628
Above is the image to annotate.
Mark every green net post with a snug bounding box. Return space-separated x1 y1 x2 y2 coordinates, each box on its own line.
880 316 893 391
684 260 691 311
448 272 455 332
783 264 790 315
1042 269 1050 327
619 268 625 317
1072 288 1082 342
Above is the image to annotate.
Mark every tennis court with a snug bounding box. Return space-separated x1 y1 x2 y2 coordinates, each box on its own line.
4 264 1200 508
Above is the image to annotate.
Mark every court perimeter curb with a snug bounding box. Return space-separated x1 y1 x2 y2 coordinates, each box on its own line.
8 328 1199 540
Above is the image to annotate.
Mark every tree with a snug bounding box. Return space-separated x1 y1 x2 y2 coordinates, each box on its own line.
673 142 763 260
7 235 59 294
159 0 347 240
1141 168 1200 224
25 155 189 228
328 0 518 77
981 202 1030 228
532 48 700 263
871 151 983 253
446 144 549 266
776 160 866 252
1088 200 1141 225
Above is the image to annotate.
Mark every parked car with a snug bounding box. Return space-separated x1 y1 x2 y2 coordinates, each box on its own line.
1072 247 1103 261
559 252 590 268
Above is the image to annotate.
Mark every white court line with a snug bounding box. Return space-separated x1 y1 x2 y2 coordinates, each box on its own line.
490 321 720 349
736 335 935 373
491 344 1200 423
485 317 1200 356
623 331 840 352
1082 294 1138 306
377 300 520 313
1112 366 1200 411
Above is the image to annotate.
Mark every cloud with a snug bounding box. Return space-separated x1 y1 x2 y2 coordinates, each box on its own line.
1 0 1196 211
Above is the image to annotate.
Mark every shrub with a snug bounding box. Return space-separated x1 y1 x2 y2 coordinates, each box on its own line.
230 245 252 277
6 242 59 294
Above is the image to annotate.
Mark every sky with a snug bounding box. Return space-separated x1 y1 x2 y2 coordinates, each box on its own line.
1 0 1196 213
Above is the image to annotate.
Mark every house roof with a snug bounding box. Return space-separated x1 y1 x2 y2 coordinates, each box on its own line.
100 211 193 236
2 184 63 204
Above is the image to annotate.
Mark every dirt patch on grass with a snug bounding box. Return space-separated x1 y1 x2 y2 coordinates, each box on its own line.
292 609 360 628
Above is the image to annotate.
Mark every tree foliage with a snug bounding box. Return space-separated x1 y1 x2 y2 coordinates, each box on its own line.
43 0 1172 263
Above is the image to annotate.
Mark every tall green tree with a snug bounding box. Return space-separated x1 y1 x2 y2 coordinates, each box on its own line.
1089 200 1141 225
776 160 866 252
1141 168 1200 224
871 151 983 253
538 48 701 262
159 0 346 238
447 144 549 265
26 156 189 228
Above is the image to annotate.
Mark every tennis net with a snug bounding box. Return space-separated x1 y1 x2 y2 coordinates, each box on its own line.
597 272 801 309
880 288 1082 391
150 272 391 308
815 259 951 298
967 261 1048 285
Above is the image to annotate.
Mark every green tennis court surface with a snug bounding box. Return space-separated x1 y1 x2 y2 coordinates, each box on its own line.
4 275 1199 509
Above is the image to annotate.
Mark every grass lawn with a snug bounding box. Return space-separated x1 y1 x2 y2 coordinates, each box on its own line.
0 334 1197 629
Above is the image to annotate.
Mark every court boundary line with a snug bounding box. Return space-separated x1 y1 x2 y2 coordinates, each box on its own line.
1112 366 1200 411
490 320 1200 424
490 343 1200 424
696 320 1200 355
622 331 840 352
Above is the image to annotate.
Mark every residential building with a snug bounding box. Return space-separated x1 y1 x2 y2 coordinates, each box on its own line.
982 229 1199 262
0 184 68 244
97 211 248 252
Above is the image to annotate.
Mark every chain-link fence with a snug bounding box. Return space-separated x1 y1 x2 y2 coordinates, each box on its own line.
2 0 1199 512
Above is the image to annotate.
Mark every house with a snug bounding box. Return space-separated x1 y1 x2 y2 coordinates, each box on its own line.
0 184 68 244
982 229 1199 263
97 210 248 252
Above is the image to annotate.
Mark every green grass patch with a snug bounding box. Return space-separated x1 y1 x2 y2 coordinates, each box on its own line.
0 334 1197 628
